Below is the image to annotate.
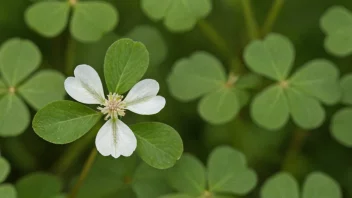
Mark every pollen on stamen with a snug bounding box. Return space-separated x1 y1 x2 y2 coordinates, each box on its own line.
98 93 126 120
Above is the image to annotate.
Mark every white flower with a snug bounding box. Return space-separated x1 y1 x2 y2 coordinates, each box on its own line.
64 64 166 158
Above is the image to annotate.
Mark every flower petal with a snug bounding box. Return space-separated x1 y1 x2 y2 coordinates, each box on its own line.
124 79 166 115
95 119 137 158
64 64 105 104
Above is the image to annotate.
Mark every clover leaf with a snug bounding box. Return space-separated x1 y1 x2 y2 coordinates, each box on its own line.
330 74 352 147
0 184 16 198
0 38 65 137
244 33 341 130
165 146 257 198
0 157 17 198
0 157 10 183
16 172 63 198
33 38 183 169
76 155 173 198
141 0 212 32
168 51 261 124
320 6 352 57
25 0 118 42
261 172 341 198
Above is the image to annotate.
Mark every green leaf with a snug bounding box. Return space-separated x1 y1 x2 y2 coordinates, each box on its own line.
33 100 102 144
167 52 226 101
331 108 352 147
244 33 294 81
131 122 183 169
70 2 119 42
160 194 194 198
0 38 41 86
340 74 352 105
104 38 149 94
233 88 250 107
0 157 10 183
25 1 70 37
302 172 341 198
261 172 299 198
251 85 289 130
198 88 239 124
18 70 65 110
290 59 341 105
126 25 167 67
16 172 62 198
208 146 257 195
0 94 30 137
167 154 206 196
320 6 352 57
286 88 325 129
235 73 262 89
141 0 212 32
0 78 7 95
0 184 16 198
132 163 173 198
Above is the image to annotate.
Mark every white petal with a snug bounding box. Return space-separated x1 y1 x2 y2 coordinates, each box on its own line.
64 64 105 104
124 79 166 115
95 119 137 158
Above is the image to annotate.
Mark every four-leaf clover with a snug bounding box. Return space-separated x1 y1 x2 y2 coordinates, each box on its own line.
25 0 118 42
162 146 257 198
0 38 65 137
33 38 183 169
244 33 341 130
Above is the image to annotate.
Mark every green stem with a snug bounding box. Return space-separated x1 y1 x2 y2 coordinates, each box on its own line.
241 0 260 40
65 36 76 75
197 19 232 57
261 0 285 36
281 128 308 171
68 148 98 198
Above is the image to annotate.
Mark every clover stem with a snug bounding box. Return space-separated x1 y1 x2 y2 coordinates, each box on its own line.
261 0 285 36
241 0 260 40
65 36 76 75
281 128 308 172
68 148 98 198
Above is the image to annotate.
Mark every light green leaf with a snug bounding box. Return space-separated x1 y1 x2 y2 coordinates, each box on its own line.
131 122 183 169
0 78 7 95
167 154 206 196
320 6 352 57
141 0 212 32
77 155 138 198
208 146 257 195
0 157 10 183
244 33 294 81
25 1 70 37
302 172 341 198
331 108 352 147
235 73 262 89
167 52 226 101
16 173 62 198
0 94 30 137
260 172 299 198
33 100 102 144
286 88 325 129
340 74 352 105
18 70 65 110
104 38 149 94
290 59 341 105
198 88 239 124
251 85 289 130
70 2 118 42
0 38 41 86
160 194 194 198
126 25 167 67
0 184 16 198
132 163 173 198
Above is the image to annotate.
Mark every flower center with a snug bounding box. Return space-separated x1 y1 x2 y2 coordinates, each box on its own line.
98 93 126 120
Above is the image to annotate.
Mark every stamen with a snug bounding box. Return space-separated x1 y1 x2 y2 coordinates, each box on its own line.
98 93 126 120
